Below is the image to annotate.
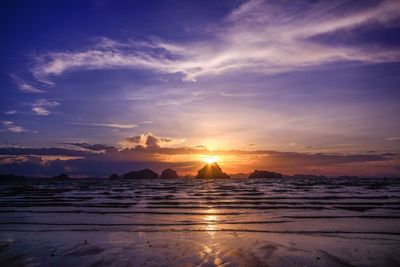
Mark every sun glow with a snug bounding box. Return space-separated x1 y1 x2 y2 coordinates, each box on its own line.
202 156 219 164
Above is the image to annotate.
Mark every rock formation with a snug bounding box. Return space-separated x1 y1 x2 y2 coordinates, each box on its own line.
123 168 159 179
195 163 230 179
248 170 282 179
109 173 120 179
53 173 70 179
160 168 179 179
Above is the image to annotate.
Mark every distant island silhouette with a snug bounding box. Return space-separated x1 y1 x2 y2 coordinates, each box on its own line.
195 163 230 179
160 168 179 179
1 163 368 180
248 170 282 179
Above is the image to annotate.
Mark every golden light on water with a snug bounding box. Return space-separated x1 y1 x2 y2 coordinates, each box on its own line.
200 209 224 265
204 209 219 233
204 215 218 223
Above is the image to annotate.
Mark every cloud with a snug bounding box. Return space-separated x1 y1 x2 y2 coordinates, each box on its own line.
31 99 60 116
385 136 400 141
28 0 400 83
219 92 260 97
10 74 45 93
63 143 116 152
155 91 204 106
70 122 138 129
31 46 176 82
4 110 16 115
122 133 185 149
0 147 93 157
32 107 50 116
0 121 26 133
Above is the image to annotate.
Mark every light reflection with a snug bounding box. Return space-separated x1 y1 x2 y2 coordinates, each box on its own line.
204 215 217 222
204 209 219 235
204 215 218 233
203 244 212 254
200 208 224 264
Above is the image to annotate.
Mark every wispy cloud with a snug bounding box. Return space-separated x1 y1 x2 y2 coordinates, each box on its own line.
220 91 260 97
31 99 60 116
386 136 400 141
32 107 50 116
10 74 45 93
4 110 17 115
1 121 26 133
156 93 203 106
29 0 400 83
70 122 138 129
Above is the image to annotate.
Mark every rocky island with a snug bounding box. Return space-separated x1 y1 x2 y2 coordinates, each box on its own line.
195 163 230 179
160 168 179 179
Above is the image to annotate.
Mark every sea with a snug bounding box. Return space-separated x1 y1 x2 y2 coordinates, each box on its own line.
0 177 399 266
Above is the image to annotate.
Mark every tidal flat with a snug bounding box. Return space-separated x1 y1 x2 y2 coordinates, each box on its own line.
0 178 399 266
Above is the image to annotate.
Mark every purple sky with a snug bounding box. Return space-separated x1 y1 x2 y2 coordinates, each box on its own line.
1 0 400 177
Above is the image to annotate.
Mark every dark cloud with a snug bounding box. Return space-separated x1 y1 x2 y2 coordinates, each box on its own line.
125 136 142 144
0 154 198 177
381 152 397 157
0 147 92 157
253 152 390 168
63 143 116 152
145 134 162 149
0 156 48 176
123 133 184 150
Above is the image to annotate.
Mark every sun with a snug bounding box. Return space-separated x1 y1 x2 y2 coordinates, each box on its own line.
202 156 219 164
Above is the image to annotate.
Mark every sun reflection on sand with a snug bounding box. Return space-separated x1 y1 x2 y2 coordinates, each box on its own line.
204 215 217 237
199 208 225 265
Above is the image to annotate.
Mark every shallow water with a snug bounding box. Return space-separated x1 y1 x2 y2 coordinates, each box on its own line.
0 178 399 266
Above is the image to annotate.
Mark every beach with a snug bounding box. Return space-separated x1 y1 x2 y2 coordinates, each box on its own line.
0 178 399 266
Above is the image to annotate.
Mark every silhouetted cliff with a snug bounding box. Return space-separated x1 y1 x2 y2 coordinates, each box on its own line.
195 163 230 179
160 168 179 179
109 173 120 179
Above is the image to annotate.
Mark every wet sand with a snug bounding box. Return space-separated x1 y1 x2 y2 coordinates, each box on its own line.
0 178 399 266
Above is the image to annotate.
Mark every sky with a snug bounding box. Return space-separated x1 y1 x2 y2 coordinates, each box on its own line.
1 0 400 177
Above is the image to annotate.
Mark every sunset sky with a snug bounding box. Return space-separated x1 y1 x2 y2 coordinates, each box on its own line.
1 0 400 177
